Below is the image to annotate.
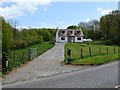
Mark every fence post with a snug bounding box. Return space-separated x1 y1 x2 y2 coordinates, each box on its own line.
89 47 92 57
22 51 24 63
81 48 83 59
107 47 108 54
37 49 39 56
114 47 115 54
2 52 8 73
67 49 71 64
99 47 101 54
28 48 31 61
13 52 15 67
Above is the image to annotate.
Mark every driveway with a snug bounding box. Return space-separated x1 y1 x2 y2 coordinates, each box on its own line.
3 43 92 85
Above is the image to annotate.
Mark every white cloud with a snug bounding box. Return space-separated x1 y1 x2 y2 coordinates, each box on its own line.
97 8 112 15
0 0 52 19
85 18 91 22
16 26 30 30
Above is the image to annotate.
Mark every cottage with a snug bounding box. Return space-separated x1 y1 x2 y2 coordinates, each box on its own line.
56 28 84 43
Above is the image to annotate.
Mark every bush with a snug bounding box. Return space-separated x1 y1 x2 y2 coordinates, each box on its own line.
103 40 113 45
82 41 104 45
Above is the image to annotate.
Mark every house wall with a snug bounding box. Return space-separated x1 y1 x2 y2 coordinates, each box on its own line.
75 37 83 42
59 37 68 42
56 29 84 43
56 30 60 42
56 31 68 43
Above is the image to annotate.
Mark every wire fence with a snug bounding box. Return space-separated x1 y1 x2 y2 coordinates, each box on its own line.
3 44 54 74
65 46 119 61
79 46 118 59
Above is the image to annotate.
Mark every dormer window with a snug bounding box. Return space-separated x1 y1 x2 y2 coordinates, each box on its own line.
61 31 65 34
77 31 80 34
70 31 72 34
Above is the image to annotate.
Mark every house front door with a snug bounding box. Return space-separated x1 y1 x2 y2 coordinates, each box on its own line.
68 36 74 42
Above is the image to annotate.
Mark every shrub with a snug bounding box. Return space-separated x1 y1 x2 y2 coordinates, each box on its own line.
103 40 113 45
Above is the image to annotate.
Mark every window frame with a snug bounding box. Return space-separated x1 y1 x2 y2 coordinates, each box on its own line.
77 37 81 40
61 37 65 40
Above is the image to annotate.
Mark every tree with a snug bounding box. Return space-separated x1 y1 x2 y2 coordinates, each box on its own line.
1 17 14 73
100 16 107 39
100 10 120 45
67 25 79 29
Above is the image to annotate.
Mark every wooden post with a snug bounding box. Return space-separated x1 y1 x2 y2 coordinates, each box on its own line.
67 49 71 64
28 48 31 60
81 48 83 59
22 51 24 63
13 52 15 67
37 49 39 56
89 47 92 57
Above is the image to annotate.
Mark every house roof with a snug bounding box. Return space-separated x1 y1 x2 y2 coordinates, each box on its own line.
57 29 84 37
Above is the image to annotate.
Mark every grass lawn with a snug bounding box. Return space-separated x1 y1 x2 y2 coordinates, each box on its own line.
64 43 119 65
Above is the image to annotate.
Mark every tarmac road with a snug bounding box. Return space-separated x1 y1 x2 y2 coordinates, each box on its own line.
3 61 118 88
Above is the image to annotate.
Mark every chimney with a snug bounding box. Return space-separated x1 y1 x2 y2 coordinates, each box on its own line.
57 27 59 30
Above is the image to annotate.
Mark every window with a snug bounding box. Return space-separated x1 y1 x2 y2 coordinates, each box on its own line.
77 37 81 40
77 31 80 34
61 37 65 40
70 31 72 34
61 31 65 34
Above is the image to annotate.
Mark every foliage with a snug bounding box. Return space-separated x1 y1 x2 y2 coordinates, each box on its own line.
78 19 100 30
1 17 14 72
13 28 56 49
1 17 56 73
1 17 56 50
78 20 102 40
1 17 14 52
67 25 79 29
100 10 120 45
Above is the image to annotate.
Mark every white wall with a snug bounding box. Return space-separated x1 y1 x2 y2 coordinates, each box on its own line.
56 30 60 42
56 36 60 42
75 37 83 42
59 37 68 43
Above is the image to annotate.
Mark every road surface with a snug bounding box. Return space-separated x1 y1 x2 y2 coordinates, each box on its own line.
3 61 118 88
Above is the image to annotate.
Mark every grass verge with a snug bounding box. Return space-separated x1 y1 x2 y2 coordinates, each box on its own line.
64 54 119 65
64 43 119 65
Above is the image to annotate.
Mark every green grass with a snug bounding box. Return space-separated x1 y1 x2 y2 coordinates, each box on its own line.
64 43 119 65
68 54 119 65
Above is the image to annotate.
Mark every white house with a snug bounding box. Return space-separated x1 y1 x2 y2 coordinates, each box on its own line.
56 28 84 43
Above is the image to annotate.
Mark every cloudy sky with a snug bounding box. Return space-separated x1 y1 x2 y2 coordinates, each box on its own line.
0 0 119 29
